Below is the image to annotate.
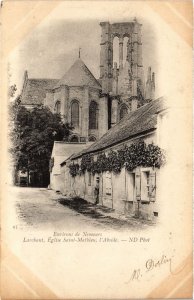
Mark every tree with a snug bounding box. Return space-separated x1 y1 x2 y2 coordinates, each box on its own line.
9 84 17 98
9 100 73 186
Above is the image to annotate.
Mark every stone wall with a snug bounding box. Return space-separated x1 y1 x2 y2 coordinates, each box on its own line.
60 132 161 220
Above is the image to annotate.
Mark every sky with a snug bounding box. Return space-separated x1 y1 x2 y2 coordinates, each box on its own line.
8 2 158 97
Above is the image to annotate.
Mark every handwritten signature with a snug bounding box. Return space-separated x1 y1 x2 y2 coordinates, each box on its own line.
128 254 175 282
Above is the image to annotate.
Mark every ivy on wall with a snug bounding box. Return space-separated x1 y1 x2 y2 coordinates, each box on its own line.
68 140 166 177
69 163 79 177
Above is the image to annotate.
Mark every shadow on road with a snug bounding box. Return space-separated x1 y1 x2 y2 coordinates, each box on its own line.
58 197 154 230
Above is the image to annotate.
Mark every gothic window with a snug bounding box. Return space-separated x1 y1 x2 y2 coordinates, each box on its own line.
119 104 128 120
55 101 61 114
88 135 96 142
113 36 119 66
69 135 79 143
123 36 129 64
71 100 79 127
89 101 98 130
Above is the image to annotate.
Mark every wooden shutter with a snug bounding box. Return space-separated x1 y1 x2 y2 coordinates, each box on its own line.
149 171 156 201
105 172 112 196
135 170 141 201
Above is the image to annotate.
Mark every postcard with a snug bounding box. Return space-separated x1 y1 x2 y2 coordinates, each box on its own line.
1 0 193 299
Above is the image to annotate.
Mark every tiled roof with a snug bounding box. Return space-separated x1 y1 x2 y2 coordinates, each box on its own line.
54 58 101 89
72 97 166 159
20 78 58 105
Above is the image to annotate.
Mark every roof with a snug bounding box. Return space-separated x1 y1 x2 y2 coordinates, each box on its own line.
51 141 88 159
72 97 167 159
54 58 101 89
20 78 58 105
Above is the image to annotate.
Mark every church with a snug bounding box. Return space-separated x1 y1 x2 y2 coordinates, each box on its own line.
20 19 155 143
19 19 168 220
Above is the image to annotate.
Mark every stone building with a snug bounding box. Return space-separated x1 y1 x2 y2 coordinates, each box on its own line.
59 97 168 220
20 19 155 142
50 141 89 191
19 71 58 110
19 19 157 194
44 58 107 142
99 19 155 127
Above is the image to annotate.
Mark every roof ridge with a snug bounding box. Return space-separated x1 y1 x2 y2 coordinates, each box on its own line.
72 97 166 159
29 78 59 81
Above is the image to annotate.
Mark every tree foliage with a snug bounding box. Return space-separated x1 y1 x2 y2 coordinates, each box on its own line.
9 84 17 98
68 141 166 177
9 99 72 186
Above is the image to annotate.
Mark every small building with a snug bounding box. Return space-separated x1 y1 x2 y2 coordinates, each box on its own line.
50 141 89 191
60 97 168 220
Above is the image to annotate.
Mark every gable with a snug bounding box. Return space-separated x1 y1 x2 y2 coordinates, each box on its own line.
54 59 101 89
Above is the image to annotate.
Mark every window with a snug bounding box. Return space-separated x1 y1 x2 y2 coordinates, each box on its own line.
71 100 79 127
88 136 96 142
123 36 129 64
69 135 79 143
55 101 61 114
80 137 86 142
89 101 98 129
105 172 112 196
141 171 150 201
119 104 128 120
113 36 119 65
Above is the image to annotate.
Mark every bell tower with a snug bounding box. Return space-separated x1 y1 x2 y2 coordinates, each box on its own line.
99 18 144 95
99 19 148 127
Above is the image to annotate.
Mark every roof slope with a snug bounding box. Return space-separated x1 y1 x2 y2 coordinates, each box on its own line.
52 141 88 158
73 97 166 159
20 78 58 105
54 58 101 89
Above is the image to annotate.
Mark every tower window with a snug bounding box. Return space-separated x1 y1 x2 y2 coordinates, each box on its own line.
89 101 98 129
119 104 128 120
113 36 119 66
123 36 129 64
71 100 79 127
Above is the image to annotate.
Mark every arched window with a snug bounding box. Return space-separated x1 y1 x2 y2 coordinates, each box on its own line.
119 104 128 120
71 100 79 127
88 135 96 142
89 101 98 129
55 101 61 114
69 135 79 143
113 36 119 66
123 36 129 64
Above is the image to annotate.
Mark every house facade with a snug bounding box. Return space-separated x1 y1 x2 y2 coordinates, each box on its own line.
59 98 168 220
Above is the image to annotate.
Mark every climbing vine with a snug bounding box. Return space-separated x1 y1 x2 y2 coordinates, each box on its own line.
69 163 79 177
80 154 94 173
68 140 166 177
